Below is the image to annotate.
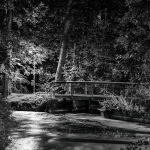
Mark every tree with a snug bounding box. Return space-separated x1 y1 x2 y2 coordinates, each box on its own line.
2 0 149 87
62 0 126 81
116 0 150 82
55 0 73 81
0 0 49 93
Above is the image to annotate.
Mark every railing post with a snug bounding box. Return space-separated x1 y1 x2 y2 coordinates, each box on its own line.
85 83 87 95
90 83 93 95
112 84 114 95
71 83 73 96
52 82 56 98
67 83 70 94
104 84 106 95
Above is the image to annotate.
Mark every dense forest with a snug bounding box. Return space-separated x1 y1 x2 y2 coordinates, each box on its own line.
1 1 150 149
0 0 150 93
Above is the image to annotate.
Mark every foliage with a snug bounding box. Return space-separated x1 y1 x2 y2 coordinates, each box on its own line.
115 0 150 82
102 85 150 121
0 97 17 150
127 85 150 109
102 95 131 112
0 0 150 91
37 73 55 92
63 65 87 81
9 70 30 93
121 138 150 150
8 94 52 111
7 94 72 112
0 0 125 82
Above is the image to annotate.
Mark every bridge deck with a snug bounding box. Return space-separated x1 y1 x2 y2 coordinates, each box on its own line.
54 93 118 100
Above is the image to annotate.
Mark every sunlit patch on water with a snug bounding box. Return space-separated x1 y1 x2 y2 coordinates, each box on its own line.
6 137 40 150
47 133 59 137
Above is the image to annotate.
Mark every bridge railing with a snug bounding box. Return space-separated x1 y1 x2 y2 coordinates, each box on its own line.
51 81 138 99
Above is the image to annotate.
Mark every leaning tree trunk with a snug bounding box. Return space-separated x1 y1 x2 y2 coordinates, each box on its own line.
55 0 73 81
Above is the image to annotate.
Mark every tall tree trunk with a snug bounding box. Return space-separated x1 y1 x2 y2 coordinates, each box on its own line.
55 0 73 81
4 0 13 96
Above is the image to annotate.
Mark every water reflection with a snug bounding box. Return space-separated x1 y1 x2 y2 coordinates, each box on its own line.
45 115 135 139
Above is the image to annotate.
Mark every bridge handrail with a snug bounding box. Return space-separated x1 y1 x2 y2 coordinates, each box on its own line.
51 81 135 85
51 81 147 98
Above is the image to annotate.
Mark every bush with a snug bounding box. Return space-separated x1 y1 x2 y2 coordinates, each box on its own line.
102 95 131 112
128 85 150 109
8 94 73 112
121 138 149 150
101 85 150 120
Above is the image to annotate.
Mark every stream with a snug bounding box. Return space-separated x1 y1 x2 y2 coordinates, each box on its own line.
6 111 149 150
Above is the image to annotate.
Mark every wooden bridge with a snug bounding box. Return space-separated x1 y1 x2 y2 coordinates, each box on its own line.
52 81 135 99
52 81 136 112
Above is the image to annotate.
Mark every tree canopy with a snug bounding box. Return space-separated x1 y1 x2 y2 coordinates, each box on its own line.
0 0 150 93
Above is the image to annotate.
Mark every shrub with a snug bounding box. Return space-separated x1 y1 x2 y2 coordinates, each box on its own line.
128 85 150 109
121 138 149 150
102 95 131 112
8 94 73 112
101 85 150 120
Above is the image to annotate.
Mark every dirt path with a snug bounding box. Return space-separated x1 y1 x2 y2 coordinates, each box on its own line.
6 111 150 150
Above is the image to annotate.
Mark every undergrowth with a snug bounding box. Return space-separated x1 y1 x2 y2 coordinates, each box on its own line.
0 96 17 150
121 138 150 150
7 94 73 112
